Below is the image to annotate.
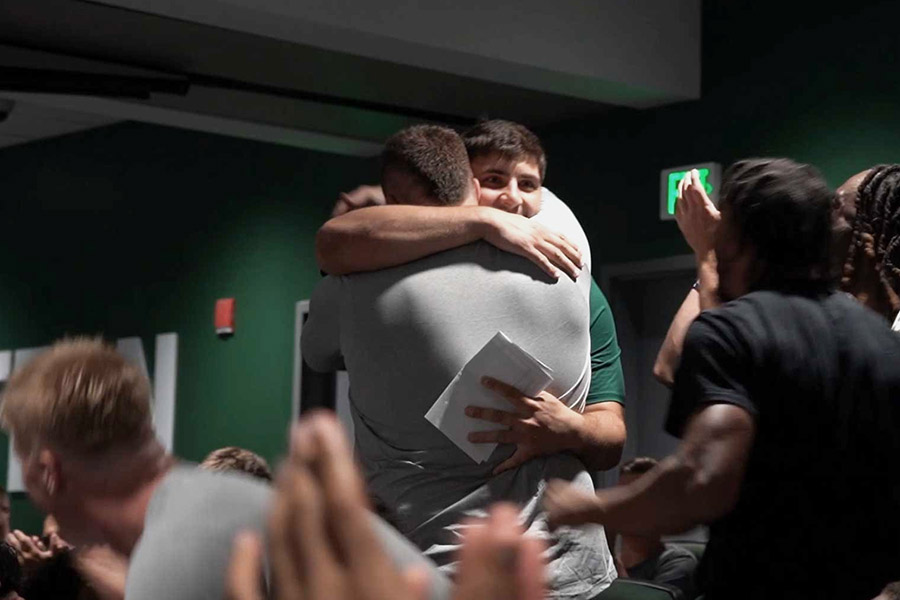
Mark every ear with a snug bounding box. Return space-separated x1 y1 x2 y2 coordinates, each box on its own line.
37 449 62 497
471 176 481 199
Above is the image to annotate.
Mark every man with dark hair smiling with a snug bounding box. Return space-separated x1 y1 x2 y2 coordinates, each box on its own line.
318 120 625 472
546 158 900 600
304 124 618 598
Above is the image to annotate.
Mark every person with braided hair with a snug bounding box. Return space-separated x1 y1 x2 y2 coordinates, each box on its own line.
547 158 900 600
834 164 900 329
655 163 900 387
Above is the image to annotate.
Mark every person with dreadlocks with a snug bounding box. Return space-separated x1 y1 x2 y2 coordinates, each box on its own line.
653 163 900 387
834 164 900 329
546 158 900 600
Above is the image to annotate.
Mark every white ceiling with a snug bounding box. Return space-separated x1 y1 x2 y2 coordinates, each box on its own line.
0 0 701 155
0 97 119 149
90 0 701 108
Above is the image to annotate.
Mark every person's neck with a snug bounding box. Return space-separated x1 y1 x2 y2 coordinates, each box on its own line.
619 535 665 569
82 453 176 556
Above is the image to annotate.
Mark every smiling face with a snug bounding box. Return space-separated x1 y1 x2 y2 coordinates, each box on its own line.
470 153 543 217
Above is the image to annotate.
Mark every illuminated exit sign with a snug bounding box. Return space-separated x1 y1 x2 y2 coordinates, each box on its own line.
659 162 721 221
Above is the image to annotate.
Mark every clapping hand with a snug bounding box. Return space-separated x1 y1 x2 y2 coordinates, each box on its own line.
226 411 548 600
675 169 720 257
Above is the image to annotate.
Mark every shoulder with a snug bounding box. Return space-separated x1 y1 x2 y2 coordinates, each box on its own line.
689 291 789 340
128 467 271 599
145 465 271 530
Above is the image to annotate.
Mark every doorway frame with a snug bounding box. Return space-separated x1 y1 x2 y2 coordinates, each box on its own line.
593 254 695 486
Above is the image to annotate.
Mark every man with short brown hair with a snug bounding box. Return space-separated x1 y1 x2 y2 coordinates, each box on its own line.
1 338 448 600
304 125 617 598
381 124 475 207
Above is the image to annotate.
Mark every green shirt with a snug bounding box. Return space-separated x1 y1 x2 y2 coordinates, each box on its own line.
586 276 625 405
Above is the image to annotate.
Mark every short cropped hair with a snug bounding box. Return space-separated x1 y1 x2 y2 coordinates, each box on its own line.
720 158 833 290
381 125 472 206
0 338 152 455
462 120 547 180
620 457 658 476
200 446 273 482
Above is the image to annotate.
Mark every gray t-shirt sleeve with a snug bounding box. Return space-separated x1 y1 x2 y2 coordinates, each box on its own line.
629 545 698 599
302 276 345 372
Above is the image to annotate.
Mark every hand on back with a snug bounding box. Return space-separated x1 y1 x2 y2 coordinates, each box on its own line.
483 209 583 281
332 185 386 217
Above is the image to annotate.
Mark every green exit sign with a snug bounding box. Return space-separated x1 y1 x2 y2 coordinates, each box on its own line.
659 162 720 221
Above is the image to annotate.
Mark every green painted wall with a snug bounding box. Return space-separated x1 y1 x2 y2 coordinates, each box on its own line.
1 0 897 536
539 0 900 266
0 123 375 532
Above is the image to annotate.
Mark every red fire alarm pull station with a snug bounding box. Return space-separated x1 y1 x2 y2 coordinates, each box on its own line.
215 298 235 336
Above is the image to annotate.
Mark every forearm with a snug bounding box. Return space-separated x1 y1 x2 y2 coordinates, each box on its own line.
653 251 719 387
696 251 720 310
590 454 711 536
315 205 490 275
653 289 701 387
571 407 626 472
583 404 752 536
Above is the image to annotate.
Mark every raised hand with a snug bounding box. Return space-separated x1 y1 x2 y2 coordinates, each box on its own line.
226 411 550 600
226 412 428 600
453 504 546 600
675 169 720 257
6 530 58 573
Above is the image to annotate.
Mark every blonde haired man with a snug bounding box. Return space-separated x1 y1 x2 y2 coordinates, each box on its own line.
1 338 448 600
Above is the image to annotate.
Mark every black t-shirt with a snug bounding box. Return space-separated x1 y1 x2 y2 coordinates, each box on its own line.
668 290 900 600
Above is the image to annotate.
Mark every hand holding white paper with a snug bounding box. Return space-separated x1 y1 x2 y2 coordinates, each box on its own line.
424 331 553 463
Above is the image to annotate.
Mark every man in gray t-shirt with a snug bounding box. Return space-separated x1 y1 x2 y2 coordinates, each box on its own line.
127 465 449 600
0 338 449 600
303 125 615 599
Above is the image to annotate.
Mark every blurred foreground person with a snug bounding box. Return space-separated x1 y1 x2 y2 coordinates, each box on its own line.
227 411 546 600
0 338 449 600
547 159 900 600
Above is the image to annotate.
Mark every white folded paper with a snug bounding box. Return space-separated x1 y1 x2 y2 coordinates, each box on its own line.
424 331 554 463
